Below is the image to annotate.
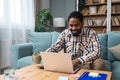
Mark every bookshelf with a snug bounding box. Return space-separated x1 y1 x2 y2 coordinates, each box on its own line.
76 0 120 34
111 0 120 32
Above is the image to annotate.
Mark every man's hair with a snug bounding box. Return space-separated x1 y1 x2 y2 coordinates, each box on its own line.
68 11 83 22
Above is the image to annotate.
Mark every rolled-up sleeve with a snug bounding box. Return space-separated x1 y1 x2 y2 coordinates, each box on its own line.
78 30 101 65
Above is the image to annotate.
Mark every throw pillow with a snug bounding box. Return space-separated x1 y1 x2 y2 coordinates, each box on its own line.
28 32 52 53
51 31 60 44
109 44 120 60
108 32 120 62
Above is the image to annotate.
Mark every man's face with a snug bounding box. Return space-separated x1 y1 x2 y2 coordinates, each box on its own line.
68 18 83 36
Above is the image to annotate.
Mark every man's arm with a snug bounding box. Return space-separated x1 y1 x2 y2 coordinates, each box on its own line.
46 32 65 53
78 29 101 65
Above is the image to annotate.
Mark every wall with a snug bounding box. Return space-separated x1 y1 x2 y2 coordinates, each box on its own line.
50 0 76 19
41 0 50 9
50 0 76 31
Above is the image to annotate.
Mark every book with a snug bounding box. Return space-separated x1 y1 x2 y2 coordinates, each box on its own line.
98 5 107 14
101 5 107 14
78 72 107 80
102 28 106 33
111 17 116 26
81 7 89 15
84 19 88 26
112 0 120 2
102 18 107 26
112 5 116 13
117 16 120 22
114 17 120 25
115 5 120 13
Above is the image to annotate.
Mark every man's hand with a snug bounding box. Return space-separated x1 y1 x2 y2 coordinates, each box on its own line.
72 58 81 67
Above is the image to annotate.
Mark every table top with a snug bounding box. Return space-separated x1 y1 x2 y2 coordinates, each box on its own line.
0 64 112 80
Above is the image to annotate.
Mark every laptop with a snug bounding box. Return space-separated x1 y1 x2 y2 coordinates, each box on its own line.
40 52 81 73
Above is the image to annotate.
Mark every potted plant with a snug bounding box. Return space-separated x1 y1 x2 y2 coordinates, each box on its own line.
78 0 86 12
35 8 53 32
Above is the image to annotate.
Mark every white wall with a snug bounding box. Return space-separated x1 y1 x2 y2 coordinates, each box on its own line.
50 0 76 19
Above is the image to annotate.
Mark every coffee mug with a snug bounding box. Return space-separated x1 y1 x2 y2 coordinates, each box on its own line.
32 52 41 64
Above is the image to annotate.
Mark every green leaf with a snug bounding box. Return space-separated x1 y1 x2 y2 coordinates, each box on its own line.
35 8 53 32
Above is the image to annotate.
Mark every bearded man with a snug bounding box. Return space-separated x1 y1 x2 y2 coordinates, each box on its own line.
46 11 105 70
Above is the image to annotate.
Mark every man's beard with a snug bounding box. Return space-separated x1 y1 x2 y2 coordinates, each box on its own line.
70 30 80 37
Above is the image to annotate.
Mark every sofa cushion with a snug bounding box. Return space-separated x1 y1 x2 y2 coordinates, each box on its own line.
28 32 52 53
112 61 120 80
112 61 120 72
98 33 107 60
108 32 120 62
109 44 120 60
17 56 33 69
103 60 112 71
51 31 60 44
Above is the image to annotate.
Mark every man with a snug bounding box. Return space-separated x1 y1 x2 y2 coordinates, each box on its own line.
46 11 105 70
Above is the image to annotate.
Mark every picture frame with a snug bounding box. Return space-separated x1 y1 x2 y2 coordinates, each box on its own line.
96 19 103 26
87 19 93 26
89 6 97 14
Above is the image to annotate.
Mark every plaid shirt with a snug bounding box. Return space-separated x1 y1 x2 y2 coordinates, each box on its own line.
46 28 101 65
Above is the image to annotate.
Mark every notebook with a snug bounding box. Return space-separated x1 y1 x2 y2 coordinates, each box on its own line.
40 52 81 73
78 72 107 80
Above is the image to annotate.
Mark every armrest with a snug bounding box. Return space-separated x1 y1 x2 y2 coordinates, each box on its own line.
11 43 33 69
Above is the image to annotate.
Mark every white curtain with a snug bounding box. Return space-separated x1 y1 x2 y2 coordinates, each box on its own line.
0 0 35 69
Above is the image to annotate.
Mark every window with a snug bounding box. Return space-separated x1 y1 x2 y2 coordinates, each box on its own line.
0 0 35 29
0 0 3 19
10 0 22 23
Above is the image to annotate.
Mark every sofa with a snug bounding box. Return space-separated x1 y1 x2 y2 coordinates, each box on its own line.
11 31 120 80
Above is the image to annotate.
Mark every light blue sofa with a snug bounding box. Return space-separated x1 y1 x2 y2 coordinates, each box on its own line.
12 31 120 80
